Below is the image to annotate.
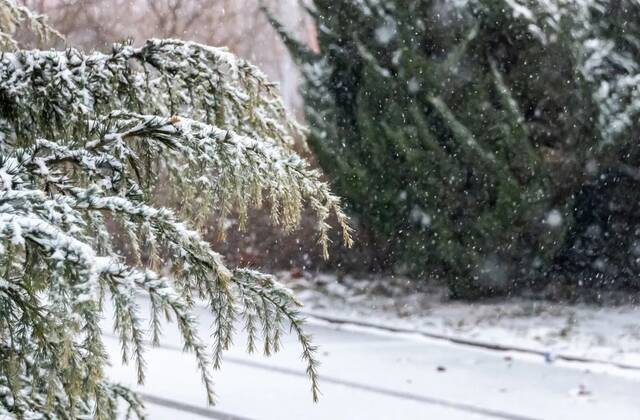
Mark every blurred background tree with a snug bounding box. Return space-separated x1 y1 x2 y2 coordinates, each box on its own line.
271 0 640 298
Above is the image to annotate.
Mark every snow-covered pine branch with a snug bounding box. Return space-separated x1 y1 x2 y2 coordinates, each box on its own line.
0 39 304 149
0 17 352 420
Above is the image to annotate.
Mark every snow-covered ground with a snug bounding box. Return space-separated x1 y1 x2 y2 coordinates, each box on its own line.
104 293 640 420
279 272 640 369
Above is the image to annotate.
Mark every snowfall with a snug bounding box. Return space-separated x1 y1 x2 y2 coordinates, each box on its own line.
104 272 640 420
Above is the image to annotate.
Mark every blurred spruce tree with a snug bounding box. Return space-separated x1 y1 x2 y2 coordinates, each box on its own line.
269 0 640 298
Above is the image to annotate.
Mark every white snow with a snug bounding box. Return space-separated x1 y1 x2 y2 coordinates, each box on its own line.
279 272 640 369
374 22 397 44
103 294 640 420
545 209 563 227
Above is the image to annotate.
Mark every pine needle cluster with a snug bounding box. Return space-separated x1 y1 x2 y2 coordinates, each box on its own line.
0 2 352 418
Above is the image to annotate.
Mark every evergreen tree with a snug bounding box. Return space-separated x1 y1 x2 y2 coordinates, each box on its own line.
270 0 640 298
0 1 352 418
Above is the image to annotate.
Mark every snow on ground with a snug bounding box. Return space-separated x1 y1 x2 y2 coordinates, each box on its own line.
104 296 640 420
277 271 640 368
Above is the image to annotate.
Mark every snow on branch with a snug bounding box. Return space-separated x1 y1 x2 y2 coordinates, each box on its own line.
0 38 304 148
500 0 640 145
0 36 351 419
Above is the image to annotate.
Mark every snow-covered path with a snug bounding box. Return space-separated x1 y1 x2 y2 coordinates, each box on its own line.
104 299 640 420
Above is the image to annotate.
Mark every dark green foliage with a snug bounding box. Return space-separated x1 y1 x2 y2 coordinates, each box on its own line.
271 0 640 298
553 162 640 296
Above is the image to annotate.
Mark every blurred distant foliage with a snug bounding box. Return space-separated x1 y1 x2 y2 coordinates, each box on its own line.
271 0 640 298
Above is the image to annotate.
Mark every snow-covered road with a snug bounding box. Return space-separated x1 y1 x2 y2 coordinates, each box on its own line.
104 299 640 420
